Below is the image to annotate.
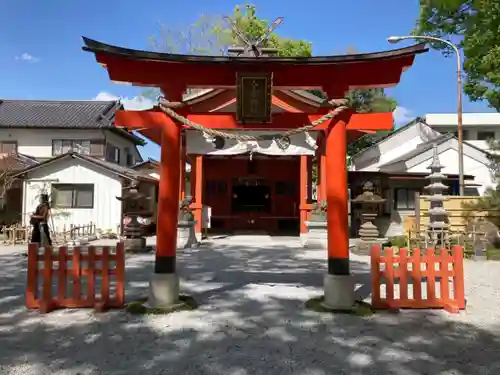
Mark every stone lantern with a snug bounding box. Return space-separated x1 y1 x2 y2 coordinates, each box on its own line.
177 197 199 249
352 181 386 254
116 181 149 252
304 200 327 249
424 144 450 247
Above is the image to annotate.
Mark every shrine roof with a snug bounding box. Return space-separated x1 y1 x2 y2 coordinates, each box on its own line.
83 37 427 65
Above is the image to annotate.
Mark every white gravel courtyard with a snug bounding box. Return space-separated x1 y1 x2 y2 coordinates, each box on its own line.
1 235 500 374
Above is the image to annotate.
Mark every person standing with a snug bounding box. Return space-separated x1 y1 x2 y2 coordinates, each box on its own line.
30 194 52 247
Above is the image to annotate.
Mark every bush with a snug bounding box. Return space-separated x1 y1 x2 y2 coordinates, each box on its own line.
387 235 407 248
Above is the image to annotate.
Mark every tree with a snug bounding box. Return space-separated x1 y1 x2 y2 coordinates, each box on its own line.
0 157 15 209
147 4 397 166
415 1 500 110
143 4 312 100
462 138 500 228
342 46 397 162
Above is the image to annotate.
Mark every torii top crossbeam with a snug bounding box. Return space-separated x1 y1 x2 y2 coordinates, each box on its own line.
83 37 427 91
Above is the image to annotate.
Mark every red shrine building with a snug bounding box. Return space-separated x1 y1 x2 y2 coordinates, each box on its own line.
82 37 426 309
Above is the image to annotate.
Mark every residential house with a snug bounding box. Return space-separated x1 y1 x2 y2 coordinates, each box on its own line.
350 116 494 237
425 113 500 151
0 99 153 232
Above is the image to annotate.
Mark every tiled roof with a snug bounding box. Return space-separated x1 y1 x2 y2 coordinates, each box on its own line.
13 152 157 183
0 153 39 172
0 100 120 128
0 99 144 145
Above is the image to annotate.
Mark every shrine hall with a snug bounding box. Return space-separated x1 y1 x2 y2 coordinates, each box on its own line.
82 36 426 310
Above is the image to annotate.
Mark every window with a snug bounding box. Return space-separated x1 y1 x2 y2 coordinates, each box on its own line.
52 139 104 156
451 130 469 140
0 141 17 154
51 184 94 208
106 144 121 164
125 147 134 166
478 131 495 141
394 188 418 210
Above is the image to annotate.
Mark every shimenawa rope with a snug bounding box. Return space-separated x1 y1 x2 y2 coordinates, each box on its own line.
157 97 349 142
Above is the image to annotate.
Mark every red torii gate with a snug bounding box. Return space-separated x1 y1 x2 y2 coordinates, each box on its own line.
82 37 426 309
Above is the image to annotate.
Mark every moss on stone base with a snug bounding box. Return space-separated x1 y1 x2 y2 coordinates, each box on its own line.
305 296 375 316
125 295 198 315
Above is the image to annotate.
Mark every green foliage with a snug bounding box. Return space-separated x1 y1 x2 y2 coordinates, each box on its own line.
218 4 312 57
386 235 408 249
415 0 500 110
149 4 312 58
346 88 398 114
345 88 397 164
305 296 375 316
462 138 500 222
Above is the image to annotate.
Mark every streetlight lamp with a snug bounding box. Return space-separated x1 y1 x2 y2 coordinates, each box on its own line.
388 35 465 196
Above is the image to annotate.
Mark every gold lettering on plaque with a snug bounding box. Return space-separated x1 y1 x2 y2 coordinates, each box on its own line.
236 72 273 123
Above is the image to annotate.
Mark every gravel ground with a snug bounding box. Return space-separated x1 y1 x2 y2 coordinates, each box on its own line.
1 235 500 374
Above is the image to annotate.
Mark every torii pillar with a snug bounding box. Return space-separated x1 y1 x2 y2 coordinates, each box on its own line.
323 117 353 309
321 87 354 309
148 89 183 308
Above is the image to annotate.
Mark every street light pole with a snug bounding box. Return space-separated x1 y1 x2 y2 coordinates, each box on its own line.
388 35 465 196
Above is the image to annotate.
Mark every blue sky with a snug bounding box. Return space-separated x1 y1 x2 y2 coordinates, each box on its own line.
0 0 494 160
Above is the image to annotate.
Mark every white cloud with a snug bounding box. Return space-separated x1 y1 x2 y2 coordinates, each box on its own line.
93 91 154 110
15 52 40 63
393 106 414 127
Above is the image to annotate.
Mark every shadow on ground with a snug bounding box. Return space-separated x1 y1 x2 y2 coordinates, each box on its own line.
0 238 499 374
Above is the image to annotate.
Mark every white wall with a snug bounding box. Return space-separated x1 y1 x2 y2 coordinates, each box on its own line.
104 130 142 166
426 113 500 151
407 147 495 195
0 128 142 165
22 158 123 233
0 129 105 159
431 126 498 151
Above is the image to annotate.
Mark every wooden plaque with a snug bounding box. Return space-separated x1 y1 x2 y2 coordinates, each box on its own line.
236 72 273 123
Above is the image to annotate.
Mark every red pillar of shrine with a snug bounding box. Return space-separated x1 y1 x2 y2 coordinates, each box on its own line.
193 155 203 240
179 133 186 200
149 121 182 307
299 155 308 236
323 119 355 309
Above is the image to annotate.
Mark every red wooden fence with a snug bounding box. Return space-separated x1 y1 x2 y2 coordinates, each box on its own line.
371 245 465 313
26 243 125 313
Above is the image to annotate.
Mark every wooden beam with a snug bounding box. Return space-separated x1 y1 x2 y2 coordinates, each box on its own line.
97 53 415 89
116 111 394 131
